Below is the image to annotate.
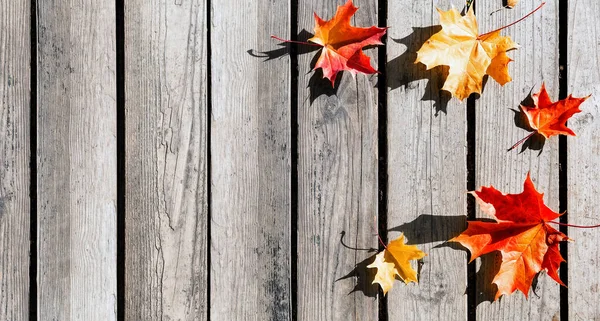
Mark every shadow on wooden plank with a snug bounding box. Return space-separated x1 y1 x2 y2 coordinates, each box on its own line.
388 214 467 245
336 231 378 298
247 29 319 61
386 26 452 115
509 88 547 154
247 28 343 104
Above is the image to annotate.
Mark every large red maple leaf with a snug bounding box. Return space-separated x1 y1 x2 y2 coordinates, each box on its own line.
451 173 569 300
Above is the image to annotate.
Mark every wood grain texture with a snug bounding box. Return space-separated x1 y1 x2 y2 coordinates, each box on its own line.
386 1 468 320
210 0 291 320
0 0 30 319
296 1 378 320
36 0 116 319
475 2 560 320
567 1 600 320
124 0 208 319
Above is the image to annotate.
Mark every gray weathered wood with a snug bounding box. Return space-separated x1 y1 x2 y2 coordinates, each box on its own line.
386 0 468 320
0 0 30 319
567 1 600 320
124 0 208 319
296 1 379 320
210 0 291 319
475 2 560 320
37 0 117 319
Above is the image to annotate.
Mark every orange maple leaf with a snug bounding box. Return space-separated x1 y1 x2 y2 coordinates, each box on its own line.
451 173 569 300
307 0 386 85
521 82 590 138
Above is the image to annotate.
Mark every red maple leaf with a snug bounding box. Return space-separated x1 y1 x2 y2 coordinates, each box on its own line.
272 0 386 86
509 83 590 150
451 173 570 300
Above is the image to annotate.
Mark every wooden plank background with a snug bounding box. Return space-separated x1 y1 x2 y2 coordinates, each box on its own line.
36 0 117 319
296 1 378 320
0 0 30 320
210 0 291 319
386 0 467 320
568 1 600 320
475 2 561 320
124 0 208 319
1 0 600 319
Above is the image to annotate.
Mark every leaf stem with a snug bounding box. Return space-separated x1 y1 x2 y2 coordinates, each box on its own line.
270 35 322 47
507 131 536 151
549 221 600 229
478 2 546 39
377 234 388 250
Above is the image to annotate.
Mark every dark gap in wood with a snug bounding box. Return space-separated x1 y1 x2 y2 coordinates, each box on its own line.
29 0 38 319
466 3 477 317
289 0 299 318
377 0 388 320
206 0 213 319
558 0 569 319
115 0 125 319
466 95 476 321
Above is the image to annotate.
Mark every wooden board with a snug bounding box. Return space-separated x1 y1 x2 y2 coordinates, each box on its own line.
475 2 560 320
209 0 291 319
0 0 30 319
296 0 379 319
567 0 600 320
37 0 117 319
124 0 208 319
385 0 468 320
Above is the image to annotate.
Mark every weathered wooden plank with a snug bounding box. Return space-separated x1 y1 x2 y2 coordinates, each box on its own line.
475 2 560 320
124 0 208 319
37 0 116 319
296 1 379 320
567 1 600 320
386 0 468 320
210 0 291 319
0 0 30 319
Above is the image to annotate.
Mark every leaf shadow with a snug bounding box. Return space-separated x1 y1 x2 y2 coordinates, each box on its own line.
247 29 343 105
510 89 547 154
336 231 379 298
388 214 467 245
308 58 341 105
386 26 452 115
247 29 319 61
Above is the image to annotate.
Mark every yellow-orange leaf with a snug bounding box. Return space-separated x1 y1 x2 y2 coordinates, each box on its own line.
415 7 518 101
367 234 426 295
507 0 520 8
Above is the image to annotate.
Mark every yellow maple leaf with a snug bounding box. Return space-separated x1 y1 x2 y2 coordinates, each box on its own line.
367 234 427 295
415 7 518 101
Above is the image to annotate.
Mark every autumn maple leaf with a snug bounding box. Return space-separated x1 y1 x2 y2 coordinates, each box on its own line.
415 6 519 101
272 0 386 86
451 173 570 300
308 0 386 85
367 234 426 295
522 83 590 138
508 83 590 150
